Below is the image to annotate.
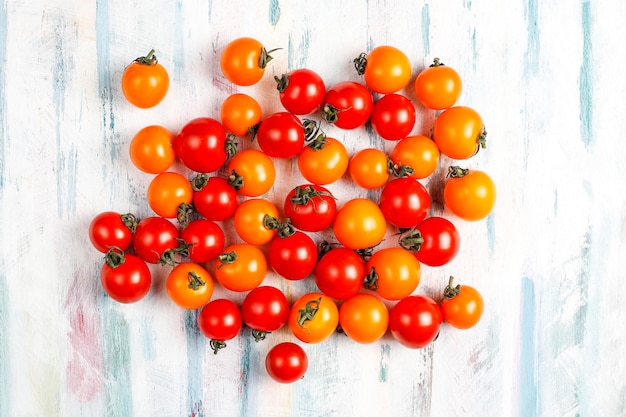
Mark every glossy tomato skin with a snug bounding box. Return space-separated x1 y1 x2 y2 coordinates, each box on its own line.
220 37 272 86
411 217 460 267
389 295 443 349
89 211 135 253
197 298 243 342
323 81 373 129
390 135 440 180
220 93 263 137
268 230 318 280
443 168 496 221
297 137 349 185
166 262 214 310
276 68 326 115
241 286 290 334
440 279 484 329
147 172 194 218
339 293 389 344
174 118 228 173
414 59 462 110
129 125 176 174
288 293 339 344
132 216 180 264
100 250 151 303
379 177 431 229
256 112 305 159
333 198 387 250
283 184 337 232
266 342 308 383
314 247 366 300
227 149 276 197
348 148 390 190
121 50 169 108
214 243 267 292
179 219 225 263
192 176 239 222
365 247 421 301
370 94 416 141
433 106 485 160
361 45 412 94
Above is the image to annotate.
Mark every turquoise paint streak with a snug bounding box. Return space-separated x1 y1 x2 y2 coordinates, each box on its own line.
579 1 593 148
185 311 204 417
421 4 430 56
524 0 540 77
96 0 116 168
378 344 390 382
519 277 538 417
269 0 280 26
102 307 133 416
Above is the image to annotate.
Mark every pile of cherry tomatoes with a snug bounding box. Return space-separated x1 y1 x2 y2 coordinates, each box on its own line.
89 38 496 384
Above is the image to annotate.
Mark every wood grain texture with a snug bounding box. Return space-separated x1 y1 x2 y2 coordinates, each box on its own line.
1 0 625 416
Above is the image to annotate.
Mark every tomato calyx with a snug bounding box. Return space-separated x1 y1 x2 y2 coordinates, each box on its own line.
302 119 327 151
398 229 425 252
274 73 289 92
387 159 415 178
290 185 336 209
447 166 470 178
353 52 368 76
430 57 445 67
317 240 339 259
177 203 195 227
187 270 207 291
133 49 158 66
274 218 296 238
321 104 344 125
258 47 280 69
190 173 209 191
252 329 270 342
225 134 239 157
477 127 488 151
104 246 127 268
263 214 282 232
209 339 227 355
363 267 379 291
443 276 462 299
216 251 238 268
120 213 138 233
228 169 244 191
297 297 322 327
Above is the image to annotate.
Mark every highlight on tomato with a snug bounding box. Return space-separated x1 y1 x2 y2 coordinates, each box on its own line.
220 37 277 86
265 342 308 383
338 293 389 344
389 295 443 349
354 45 412 94
213 243 267 292
129 125 176 174
333 198 387 250
440 276 484 329
197 298 243 354
121 49 169 108
364 247 421 301
414 57 462 110
166 262 214 310
443 166 496 221
288 293 339 344
100 247 152 304
433 106 486 160
389 135 440 180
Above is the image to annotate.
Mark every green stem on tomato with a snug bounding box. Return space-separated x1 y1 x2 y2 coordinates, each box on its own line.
216 251 238 268
443 276 462 299
228 169 244 191
135 49 158 65
297 297 322 327
363 267 379 291
399 229 425 253
210 340 227 355
353 52 367 75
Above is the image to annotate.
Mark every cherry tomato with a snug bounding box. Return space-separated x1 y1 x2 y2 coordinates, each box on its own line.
166 262 214 310
220 93 262 137
443 167 496 221
233 198 279 245
198 298 242 354
389 135 440 180
370 94 416 141
100 248 151 303
414 58 462 110
265 342 308 383
241 286 290 341
389 295 443 349
132 216 180 264
214 243 267 292
121 49 169 108
256 112 305 159
379 177 431 229
433 106 486 160
275 68 326 115
356 45 411 94
440 276 484 329
333 198 387 250
339 293 389 344
288 293 339 344
174 117 232 173
147 171 193 219
348 148 390 190
179 219 225 263
297 137 349 185
313 246 366 300
220 37 276 86
283 184 337 232
129 125 176 174
400 217 460 267
322 81 373 129
191 175 238 222
365 247 421 301
89 211 136 253
268 227 318 281
227 149 276 197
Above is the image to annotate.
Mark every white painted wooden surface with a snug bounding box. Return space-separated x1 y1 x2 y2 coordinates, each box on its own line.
1 0 625 416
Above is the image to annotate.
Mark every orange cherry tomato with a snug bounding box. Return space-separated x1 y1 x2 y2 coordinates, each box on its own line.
220 93 263 137
233 198 279 245
166 262 214 310
297 137 349 185
227 149 276 197
147 172 193 218
356 45 412 94
333 198 387 250
440 276 484 329
129 125 176 174
288 292 339 344
443 167 496 221
348 148 390 189
389 135 440 180
121 49 169 108
414 58 462 110
339 293 389 344
220 37 276 86
433 106 486 160
214 243 267 292
365 247 421 301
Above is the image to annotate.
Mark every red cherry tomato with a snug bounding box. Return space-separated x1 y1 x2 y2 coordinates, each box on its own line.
314 246 366 300
283 184 337 232
265 342 308 383
179 219 225 263
89 211 136 253
100 248 151 303
400 216 460 267
389 295 443 348
379 177 431 229
322 81 373 129
268 226 318 281
174 117 232 173
370 94 416 141
197 298 243 354
132 216 180 264
241 286 290 341
191 175 239 222
275 68 326 115
256 112 305 159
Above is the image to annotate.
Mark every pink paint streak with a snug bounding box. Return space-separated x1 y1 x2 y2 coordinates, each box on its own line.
64 274 104 402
